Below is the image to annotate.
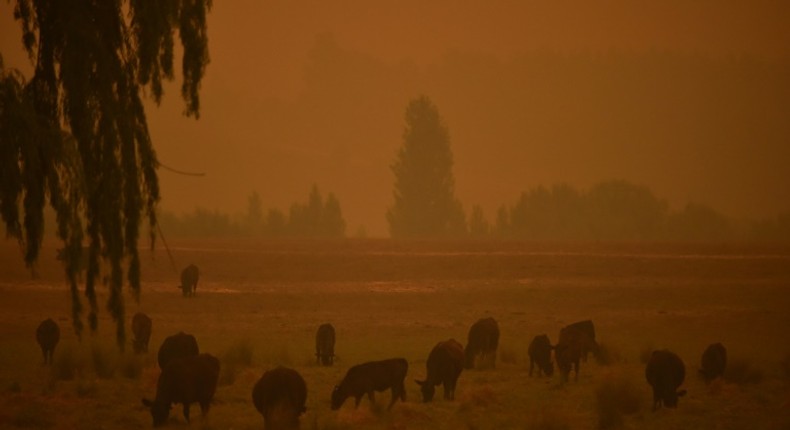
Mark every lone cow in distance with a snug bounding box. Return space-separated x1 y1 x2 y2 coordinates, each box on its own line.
36 318 60 365
415 338 464 402
316 323 336 366
464 317 499 369
252 367 307 430
179 264 199 297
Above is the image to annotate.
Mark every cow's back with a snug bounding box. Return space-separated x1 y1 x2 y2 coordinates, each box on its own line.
427 339 464 382
645 349 686 408
157 353 220 406
158 332 199 369
252 367 307 429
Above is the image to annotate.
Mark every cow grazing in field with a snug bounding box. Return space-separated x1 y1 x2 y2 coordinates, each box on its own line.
561 320 599 362
528 334 554 377
158 332 199 369
142 353 220 426
36 318 60 365
415 339 464 402
132 312 153 354
699 342 727 382
252 367 307 430
645 349 687 410
315 323 336 366
331 358 408 410
464 317 500 369
179 264 199 297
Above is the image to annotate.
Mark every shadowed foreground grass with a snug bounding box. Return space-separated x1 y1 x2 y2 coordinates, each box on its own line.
0 238 789 429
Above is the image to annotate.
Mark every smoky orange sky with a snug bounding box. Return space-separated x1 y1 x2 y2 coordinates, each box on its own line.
1 1 789 236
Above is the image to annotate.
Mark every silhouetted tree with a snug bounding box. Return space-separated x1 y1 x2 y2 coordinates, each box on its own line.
245 192 263 234
287 185 346 237
321 193 346 237
387 96 466 237
469 205 490 237
0 1 211 347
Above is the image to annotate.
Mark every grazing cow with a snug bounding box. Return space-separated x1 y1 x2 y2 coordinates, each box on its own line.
179 264 199 297
528 334 554 377
415 339 464 402
36 318 60 365
331 358 408 410
699 342 727 382
645 349 687 410
142 353 220 427
464 317 500 369
315 323 336 366
132 312 153 354
252 367 307 430
158 332 199 370
561 320 599 362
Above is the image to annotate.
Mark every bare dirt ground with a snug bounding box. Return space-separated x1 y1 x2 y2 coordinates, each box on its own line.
1 238 789 429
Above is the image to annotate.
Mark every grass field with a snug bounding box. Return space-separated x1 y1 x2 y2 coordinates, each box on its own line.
1 238 789 429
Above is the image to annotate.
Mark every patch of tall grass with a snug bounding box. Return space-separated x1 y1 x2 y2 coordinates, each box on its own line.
220 338 255 385
595 372 642 429
724 357 764 385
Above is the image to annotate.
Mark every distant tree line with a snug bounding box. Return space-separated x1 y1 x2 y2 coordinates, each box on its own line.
158 185 346 238
467 180 790 242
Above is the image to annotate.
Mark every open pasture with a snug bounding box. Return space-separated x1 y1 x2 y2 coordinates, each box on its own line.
1 239 789 429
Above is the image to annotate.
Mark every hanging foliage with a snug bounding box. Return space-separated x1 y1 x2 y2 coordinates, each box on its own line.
0 0 212 348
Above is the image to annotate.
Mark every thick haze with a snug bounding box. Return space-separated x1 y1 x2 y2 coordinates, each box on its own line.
2 1 789 236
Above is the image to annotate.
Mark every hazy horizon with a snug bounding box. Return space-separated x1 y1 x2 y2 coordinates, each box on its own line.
2 0 788 237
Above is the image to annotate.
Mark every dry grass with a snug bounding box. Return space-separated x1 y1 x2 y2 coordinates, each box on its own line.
595 372 642 429
1 238 789 429
724 357 764 385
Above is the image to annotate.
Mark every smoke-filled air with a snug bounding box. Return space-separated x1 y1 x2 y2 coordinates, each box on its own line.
0 1 789 429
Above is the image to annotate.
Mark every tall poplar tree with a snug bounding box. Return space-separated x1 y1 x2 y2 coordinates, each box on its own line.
387 96 465 237
0 0 212 348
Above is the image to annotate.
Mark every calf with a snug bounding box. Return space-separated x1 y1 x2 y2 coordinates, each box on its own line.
36 318 60 365
315 323 336 366
331 358 408 410
179 264 199 297
415 339 464 402
464 317 500 369
158 332 199 369
528 334 554 377
645 349 687 410
142 353 220 426
699 342 727 382
132 312 153 354
252 367 307 430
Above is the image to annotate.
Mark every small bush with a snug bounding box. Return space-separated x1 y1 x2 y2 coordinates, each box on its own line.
595 342 622 366
11 402 55 428
50 344 82 381
595 373 642 429
76 378 98 398
525 409 570 430
639 346 653 364
780 353 790 381
119 353 144 379
220 339 255 386
725 358 764 385
499 346 519 365
224 339 254 367
91 342 117 379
